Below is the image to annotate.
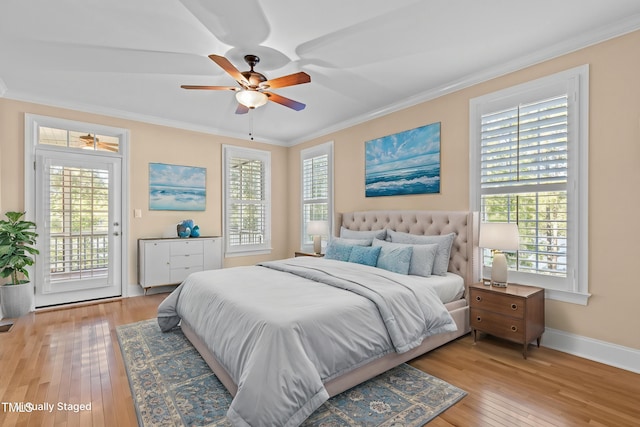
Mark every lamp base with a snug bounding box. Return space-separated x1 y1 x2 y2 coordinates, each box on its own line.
313 235 322 254
490 251 509 287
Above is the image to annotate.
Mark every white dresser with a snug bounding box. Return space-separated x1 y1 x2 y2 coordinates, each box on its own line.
138 237 222 293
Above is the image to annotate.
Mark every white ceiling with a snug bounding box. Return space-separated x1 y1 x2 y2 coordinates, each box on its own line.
1 0 639 146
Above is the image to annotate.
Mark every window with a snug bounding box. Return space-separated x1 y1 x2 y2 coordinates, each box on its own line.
470 65 589 304
223 145 271 256
300 142 333 251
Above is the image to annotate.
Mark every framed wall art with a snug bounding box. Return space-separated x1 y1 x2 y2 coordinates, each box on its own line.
149 162 206 211
365 122 441 197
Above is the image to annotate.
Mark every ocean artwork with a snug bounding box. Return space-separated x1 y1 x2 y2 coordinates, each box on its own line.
365 122 441 197
149 163 206 211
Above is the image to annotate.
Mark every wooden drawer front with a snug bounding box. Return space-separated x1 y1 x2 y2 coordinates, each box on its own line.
470 289 525 319
170 265 203 283
170 254 202 268
471 308 525 341
171 240 203 255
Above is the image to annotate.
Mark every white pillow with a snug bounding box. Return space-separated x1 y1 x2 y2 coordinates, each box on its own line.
340 226 387 241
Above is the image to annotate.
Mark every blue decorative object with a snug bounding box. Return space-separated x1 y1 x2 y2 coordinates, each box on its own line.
182 219 195 230
177 224 191 238
190 225 200 238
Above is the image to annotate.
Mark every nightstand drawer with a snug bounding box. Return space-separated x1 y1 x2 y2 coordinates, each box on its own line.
470 288 525 319
471 308 525 341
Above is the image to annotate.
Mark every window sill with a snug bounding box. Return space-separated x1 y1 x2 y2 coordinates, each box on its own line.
224 249 272 258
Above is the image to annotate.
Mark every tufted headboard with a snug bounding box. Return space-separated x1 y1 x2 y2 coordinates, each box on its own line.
337 210 481 288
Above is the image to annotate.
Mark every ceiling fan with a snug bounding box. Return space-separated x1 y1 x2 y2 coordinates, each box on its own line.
79 134 119 152
181 54 311 114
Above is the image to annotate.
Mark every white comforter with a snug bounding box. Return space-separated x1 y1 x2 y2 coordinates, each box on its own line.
157 257 457 427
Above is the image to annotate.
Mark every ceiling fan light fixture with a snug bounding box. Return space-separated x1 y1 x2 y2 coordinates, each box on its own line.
235 90 268 109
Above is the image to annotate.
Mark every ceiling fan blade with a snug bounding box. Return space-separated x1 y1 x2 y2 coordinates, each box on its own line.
261 72 311 89
97 143 119 152
235 104 250 115
181 85 237 91
208 54 248 86
264 92 306 111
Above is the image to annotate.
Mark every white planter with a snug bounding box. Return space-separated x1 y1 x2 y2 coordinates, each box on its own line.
0 282 33 319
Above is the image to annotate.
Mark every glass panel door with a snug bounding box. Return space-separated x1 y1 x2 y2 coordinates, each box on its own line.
35 150 122 307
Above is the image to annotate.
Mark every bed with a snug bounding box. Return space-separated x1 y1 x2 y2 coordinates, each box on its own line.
158 210 480 427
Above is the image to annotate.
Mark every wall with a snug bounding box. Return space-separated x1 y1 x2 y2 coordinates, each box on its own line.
0 99 290 294
288 30 640 351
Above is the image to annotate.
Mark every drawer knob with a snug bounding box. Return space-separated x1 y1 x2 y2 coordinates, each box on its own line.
511 325 518 332
476 316 482 322
511 303 518 310
476 296 482 302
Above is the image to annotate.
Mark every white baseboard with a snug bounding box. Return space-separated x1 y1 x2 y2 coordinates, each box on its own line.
541 327 640 374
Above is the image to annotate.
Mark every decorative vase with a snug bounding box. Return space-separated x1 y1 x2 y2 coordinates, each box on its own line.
177 224 191 238
190 225 200 238
0 282 33 318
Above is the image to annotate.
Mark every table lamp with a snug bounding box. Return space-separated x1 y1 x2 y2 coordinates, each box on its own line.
479 222 520 287
307 220 328 254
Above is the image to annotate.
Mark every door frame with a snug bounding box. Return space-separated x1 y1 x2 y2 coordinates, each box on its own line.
24 114 130 308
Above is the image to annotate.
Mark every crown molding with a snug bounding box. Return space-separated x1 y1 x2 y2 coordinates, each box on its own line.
1 90 289 147
288 14 640 146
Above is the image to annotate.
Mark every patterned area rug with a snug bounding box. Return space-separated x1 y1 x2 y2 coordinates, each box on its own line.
117 319 466 426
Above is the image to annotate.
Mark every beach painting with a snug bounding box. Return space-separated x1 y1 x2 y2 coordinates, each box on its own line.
149 163 206 211
365 122 441 197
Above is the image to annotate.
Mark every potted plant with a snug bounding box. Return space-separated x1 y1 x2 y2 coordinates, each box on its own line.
0 211 39 319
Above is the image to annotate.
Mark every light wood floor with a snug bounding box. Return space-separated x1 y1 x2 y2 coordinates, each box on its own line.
1 294 638 427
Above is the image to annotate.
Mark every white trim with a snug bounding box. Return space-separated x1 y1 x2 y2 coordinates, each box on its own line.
300 141 334 252
24 113 130 305
542 328 640 374
470 66 589 304
3 89 289 147
222 145 272 257
0 78 7 97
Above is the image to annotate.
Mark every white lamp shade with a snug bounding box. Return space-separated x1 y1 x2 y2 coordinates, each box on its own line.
307 220 328 236
307 220 328 254
235 90 268 109
479 222 520 251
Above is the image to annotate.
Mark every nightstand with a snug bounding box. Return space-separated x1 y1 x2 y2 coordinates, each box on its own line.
469 282 545 359
294 251 324 257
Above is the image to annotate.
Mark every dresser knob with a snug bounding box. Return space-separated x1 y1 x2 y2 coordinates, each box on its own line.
476 316 482 322
511 325 518 332
511 303 518 310
476 296 482 302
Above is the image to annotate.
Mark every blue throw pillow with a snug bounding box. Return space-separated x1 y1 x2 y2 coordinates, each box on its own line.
373 240 413 274
348 245 381 267
324 240 354 261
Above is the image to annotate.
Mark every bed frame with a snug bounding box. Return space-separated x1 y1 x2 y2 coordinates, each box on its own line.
181 210 480 399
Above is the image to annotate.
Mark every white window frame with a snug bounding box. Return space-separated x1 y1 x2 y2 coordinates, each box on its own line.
470 65 590 305
300 141 334 252
223 145 271 257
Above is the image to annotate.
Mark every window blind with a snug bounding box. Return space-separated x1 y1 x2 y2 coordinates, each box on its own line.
224 146 271 254
480 95 569 278
302 153 329 242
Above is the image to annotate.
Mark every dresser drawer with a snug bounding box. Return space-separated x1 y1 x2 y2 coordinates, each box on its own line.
170 265 203 283
170 240 204 255
170 253 202 268
471 308 525 341
470 288 525 319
